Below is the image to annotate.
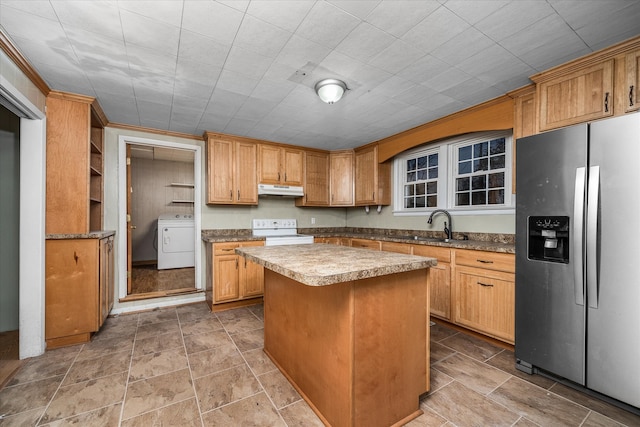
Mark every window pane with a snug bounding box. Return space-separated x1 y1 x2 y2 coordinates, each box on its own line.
472 191 486 205
416 196 426 208
417 156 428 169
490 155 505 170
474 142 488 157
490 138 505 155
416 183 426 195
427 195 437 207
488 189 504 204
405 185 414 196
407 171 416 182
488 172 504 188
473 158 488 172
417 169 428 180
405 198 415 209
472 175 486 190
428 154 438 167
459 146 472 161
459 161 471 174
426 182 437 194
407 159 416 171
457 193 470 206
457 177 469 191
428 168 438 179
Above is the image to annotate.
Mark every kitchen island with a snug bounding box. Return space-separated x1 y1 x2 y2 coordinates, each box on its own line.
235 244 437 427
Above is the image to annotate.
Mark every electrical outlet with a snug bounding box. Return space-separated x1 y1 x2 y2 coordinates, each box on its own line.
311 217 316 225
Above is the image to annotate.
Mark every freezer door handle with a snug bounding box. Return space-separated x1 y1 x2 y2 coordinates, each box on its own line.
573 167 586 306
587 166 600 309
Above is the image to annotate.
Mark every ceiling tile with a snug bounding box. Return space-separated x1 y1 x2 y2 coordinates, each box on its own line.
181 1 243 44
223 45 275 80
295 1 361 49
0 7 66 43
234 14 292 58
274 34 331 70
444 0 509 25
401 6 470 53
334 22 396 63
218 0 250 13
177 30 231 69
326 0 381 19
250 78 297 103
51 0 123 40
367 0 440 38
430 27 495 65
246 1 315 33
474 1 555 42
117 0 184 27
368 39 426 75
396 54 450 85
120 9 181 56
138 99 171 122
216 70 260 97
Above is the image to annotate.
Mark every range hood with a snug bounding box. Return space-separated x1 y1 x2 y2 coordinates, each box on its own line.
258 183 304 197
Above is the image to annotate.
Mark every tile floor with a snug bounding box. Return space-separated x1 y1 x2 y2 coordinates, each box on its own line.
1 302 639 426
130 265 195 294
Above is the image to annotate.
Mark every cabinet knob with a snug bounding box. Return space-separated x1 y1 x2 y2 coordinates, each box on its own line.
604 91 609 112
477 281 494 287
630 85 635 107
476 259 493 264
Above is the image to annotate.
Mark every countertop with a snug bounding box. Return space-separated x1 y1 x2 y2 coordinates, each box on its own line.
202 228 515 254
46 230 116 240
235 243 437 287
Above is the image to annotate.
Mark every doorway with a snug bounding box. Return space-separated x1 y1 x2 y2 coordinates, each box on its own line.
118 136 202 302
0 103 22 385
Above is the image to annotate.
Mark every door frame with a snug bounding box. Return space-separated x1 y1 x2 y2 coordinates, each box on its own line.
117 135 202 300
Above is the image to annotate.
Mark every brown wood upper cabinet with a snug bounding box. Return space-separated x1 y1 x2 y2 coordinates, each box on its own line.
205 134 258 205
46 91 105 234
296 150 330 207
329 150 354 206
626 48 640 112
354 144 391 206
258 144 304 186
535 60 614 132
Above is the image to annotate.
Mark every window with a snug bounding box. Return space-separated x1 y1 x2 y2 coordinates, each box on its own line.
403 150 438 209
394 132 513 214
453 137 507 207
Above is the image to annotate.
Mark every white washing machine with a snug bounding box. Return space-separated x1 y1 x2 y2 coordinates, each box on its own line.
157 213 195 270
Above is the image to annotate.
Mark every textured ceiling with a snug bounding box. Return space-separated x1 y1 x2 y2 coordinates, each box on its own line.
1 0 640 150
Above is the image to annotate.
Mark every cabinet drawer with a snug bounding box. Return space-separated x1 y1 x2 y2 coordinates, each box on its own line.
381 241 412 254
350 238 381 250
454 249 514 273
241 240 264 248
412 245 451 263
214 242 240 255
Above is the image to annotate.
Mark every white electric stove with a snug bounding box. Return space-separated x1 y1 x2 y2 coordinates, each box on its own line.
252 219 314 246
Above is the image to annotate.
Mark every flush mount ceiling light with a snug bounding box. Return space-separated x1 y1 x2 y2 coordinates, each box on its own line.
314 78 347 104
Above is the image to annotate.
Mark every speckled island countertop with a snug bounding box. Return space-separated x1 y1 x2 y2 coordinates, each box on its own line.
46 230 116 240
235 243 437 287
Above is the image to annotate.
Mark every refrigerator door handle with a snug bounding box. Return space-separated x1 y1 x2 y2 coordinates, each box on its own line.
587 165 600 309
573 167 586 306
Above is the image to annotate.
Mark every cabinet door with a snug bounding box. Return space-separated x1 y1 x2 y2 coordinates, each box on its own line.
428 263 451 320
240 242 265 298
626 49 640 112
214 254 240 302
330 151 354 206
282 148 304 185
538 60 614 131
235 141 258 204
355 146 377 205
258 144 282 184
45 239 99 340
297 151 329 206
207 138 235 203
454 266 515 343
98 236 114 327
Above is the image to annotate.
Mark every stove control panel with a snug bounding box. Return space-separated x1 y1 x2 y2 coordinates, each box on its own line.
252 219 297 230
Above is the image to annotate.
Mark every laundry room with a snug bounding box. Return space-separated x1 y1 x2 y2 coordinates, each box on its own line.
128 144 196 296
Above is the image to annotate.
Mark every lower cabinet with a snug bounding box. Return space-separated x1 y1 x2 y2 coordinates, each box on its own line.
207 240 264 309
452 249 515 344
45 235 114 348
413 245 452 321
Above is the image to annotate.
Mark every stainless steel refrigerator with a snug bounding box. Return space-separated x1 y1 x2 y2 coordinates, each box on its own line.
515 112 640 410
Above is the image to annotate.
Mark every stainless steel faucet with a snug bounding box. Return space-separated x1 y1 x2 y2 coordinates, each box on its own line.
427 209 452 240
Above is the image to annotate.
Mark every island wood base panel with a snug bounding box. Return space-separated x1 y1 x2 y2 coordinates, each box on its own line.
263 269 429 427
